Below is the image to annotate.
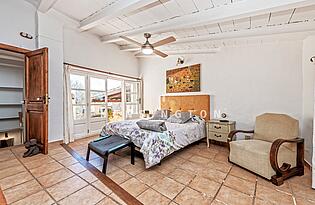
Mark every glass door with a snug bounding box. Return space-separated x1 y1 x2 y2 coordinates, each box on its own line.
89 76 106 134
125 81 141 119
107 78 123 122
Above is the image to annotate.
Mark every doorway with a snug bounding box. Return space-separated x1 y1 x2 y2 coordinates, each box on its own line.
0 43 49 154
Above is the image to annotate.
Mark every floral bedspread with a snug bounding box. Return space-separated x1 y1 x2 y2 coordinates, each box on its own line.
100 120 206 168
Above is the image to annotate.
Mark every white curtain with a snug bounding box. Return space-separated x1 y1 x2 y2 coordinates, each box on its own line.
63 65 74 144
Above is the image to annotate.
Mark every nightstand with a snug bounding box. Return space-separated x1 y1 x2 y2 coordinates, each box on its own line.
206 119 236 147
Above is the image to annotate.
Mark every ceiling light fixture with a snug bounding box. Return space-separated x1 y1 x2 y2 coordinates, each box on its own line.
141 41 153 55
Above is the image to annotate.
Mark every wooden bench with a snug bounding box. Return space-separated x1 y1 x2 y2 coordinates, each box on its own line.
86 135 135 174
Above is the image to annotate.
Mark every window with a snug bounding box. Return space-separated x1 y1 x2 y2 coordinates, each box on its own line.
70 74 87 121
69 69 142 139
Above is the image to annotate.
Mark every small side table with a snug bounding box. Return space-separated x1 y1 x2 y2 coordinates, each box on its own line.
206 119 236 147
0 137 14 148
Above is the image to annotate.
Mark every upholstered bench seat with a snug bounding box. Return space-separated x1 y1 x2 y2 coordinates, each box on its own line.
229 139 296 180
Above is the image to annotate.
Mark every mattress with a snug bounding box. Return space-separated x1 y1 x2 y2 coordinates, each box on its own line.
100 119 206 168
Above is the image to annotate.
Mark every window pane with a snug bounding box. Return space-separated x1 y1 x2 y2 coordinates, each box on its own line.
73 106 86 120
107 79 122 103
70 74 85 89
108 102 123 122
91 105 106 118
126 93 138 103
90 77 105 91
91 91 105 103
126 104 139 117
71 90 86 104
125 82 138 93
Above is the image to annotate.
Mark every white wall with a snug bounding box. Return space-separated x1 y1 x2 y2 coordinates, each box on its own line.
0 0 36 50
302 35 315 164
63 28 139 77
140 41 303 131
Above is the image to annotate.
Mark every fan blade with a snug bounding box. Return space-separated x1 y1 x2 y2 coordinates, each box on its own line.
152 36 176 47
154 49 168 58
120 36 142 47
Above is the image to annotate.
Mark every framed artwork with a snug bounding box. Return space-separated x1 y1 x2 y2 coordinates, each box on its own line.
166 64 200 93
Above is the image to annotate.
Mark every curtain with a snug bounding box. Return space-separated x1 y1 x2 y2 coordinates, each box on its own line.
63 65 74 144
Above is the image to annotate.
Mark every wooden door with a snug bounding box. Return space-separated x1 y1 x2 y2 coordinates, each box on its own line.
25 48 49 154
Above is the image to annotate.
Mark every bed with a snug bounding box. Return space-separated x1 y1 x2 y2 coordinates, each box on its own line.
100 95 210 168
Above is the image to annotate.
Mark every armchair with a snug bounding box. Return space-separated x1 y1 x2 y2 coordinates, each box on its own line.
228 113 304 186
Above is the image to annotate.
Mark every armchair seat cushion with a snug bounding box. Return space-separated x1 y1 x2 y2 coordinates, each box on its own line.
229 139 296 179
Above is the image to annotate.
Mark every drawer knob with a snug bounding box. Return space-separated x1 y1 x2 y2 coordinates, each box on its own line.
214 125 221 129
214 134 222 138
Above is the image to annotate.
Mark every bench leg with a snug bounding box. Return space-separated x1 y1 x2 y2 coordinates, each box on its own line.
86 147 90 161
102 153 109 175
131 144 135 165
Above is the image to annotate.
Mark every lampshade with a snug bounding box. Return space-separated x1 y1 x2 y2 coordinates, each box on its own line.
141 43 153 55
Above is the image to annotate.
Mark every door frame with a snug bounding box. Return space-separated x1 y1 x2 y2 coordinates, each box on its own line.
0 43 30 54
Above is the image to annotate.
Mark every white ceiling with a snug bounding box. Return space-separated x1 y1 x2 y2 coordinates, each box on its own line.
28 0 315 56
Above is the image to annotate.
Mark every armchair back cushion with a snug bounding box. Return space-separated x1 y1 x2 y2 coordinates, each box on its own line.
253 113 299 151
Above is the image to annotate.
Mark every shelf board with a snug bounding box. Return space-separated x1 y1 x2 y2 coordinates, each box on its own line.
0 103 22 106
0 116 19 120
0 127 23 133
0 86 23 90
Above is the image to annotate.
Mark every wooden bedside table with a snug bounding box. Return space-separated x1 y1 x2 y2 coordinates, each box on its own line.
206 119 236 147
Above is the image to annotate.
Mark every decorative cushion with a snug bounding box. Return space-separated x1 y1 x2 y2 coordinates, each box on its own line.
229 139 296 179
150 109 171 120
167 112 192 124
136 120 167 132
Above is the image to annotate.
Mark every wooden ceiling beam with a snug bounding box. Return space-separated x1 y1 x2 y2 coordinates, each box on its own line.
79 0 158 31
101 0 315 43
38 0 59 13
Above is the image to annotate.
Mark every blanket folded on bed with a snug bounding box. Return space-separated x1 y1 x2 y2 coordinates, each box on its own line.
136 120 167 132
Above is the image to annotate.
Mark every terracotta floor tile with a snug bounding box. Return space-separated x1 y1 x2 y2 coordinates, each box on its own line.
120 177 149 197
48 147 65 156
178 160 204 174
79 170 98 183
10 190 54 205
291 183 315 201
96 197 119 205
216 185 253 205
164 155 186 166
112 157 133 168
229 165 257 182
288 171 312 188
107 169 132 184
208 160 232 173
0 165 26 180
0 159 20 170
19 154 47 163
136 170 164 186
151 162 176 175
121 163 145 176
0 171 33 190
59 185 105 205
188 155 211 164
196 167 227 183
168 168 196 185
257 176 291 194
295 196 315 205
58 157 78 167
46 175 88 201
89 157 104 167
176 149 194 160
254 198 276 205
30 161 63 178
37 168 74 188
50 152 72 161
23 156 55 170
224 174 256 196
109 193 127 205
152 177 185 200
67 163 86 174
137 188 171 205
174 186 212 205
195 148 218 159
3 179 43 204
256 184 294 205
189 176 221 197
92 180 112 195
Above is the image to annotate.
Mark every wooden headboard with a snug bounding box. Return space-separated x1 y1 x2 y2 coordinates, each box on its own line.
160 95 210 120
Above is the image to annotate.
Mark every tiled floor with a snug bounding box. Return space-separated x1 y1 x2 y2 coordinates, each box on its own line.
0 141 123 205
0 136 314 205
69 136 315 205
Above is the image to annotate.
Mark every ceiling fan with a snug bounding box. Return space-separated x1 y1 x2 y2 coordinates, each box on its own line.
120 33 176 58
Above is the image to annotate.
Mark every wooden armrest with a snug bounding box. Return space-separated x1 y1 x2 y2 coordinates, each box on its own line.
270 138 304 175
227 130 254 150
